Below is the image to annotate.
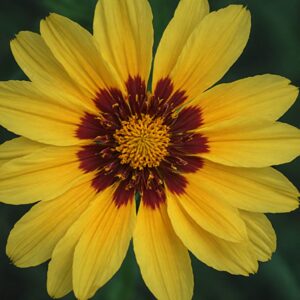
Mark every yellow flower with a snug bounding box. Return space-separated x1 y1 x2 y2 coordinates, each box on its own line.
0 0 299 299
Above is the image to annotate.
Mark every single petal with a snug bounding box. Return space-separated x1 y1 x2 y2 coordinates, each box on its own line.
195 75 299 125
0 81 85 146
167 196 258 275
200 119 300 167
40 13 123 95
10 31 94 105
73 188 136 300
168 174 248 242
170 5 250 99
152 0 209 87
6 178 96 268
48 187 134 299
133 202 193 300
191 160 299 213
0 137 46 168
240 211 276 262
0 145 89 204
93 0 153 83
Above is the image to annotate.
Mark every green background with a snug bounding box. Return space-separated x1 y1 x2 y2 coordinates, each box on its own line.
1 0 300 299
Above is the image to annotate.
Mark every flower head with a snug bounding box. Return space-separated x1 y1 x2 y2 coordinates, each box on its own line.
0 0 299 299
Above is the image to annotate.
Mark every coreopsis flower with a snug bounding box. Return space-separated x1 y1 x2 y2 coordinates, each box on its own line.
0 0 299 299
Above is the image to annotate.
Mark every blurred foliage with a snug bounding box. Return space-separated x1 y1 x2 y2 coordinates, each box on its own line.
0 0 300 299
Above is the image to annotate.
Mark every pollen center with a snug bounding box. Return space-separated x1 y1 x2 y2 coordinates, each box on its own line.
114 115 170 170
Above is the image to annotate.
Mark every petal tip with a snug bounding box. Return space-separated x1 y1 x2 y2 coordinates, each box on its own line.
46 284 62 300
42 13 61 25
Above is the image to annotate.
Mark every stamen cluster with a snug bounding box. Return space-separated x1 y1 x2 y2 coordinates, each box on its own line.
114 115 170 170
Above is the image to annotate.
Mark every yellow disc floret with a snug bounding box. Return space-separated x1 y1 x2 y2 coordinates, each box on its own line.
114 115 170 170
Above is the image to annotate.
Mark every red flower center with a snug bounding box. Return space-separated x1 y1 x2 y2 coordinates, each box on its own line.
76 76 209 208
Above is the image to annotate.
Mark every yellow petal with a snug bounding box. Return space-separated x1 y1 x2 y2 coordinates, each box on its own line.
170 5 250 98
0 81 84 146
73 188 136 300
200 119 300 167
193 160 299 213
240 211 276 262
133 202 193 300
167 196 258 275
152 0 209 87
11 31 94 106
0 145 88 204
40 13 123 95
195 75 299 125
0 137 46 168
94 0 153 83
168 175 248 242
6 178 96 268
